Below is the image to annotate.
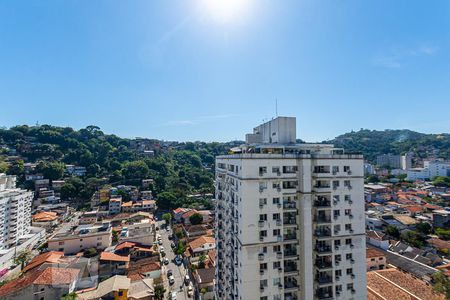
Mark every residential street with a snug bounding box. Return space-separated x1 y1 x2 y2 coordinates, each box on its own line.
158 220 189 300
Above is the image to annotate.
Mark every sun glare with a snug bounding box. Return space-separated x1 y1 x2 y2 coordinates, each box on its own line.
199 0 252 24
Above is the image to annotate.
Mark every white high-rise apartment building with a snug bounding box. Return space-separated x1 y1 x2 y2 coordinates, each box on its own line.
0 173 33 248
215 117 366 300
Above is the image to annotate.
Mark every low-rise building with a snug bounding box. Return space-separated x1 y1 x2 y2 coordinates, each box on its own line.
109 197 122 215
432 209 450 228
0 267 80 300
366 248 387 271
32 211 59 230
99 252 130 277
48 223 112 254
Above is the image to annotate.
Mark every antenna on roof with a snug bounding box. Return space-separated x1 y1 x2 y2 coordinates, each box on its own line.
275 98 278 117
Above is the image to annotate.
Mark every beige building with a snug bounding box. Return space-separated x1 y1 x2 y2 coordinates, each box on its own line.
215 117 367 300
366 248 386 271
48 223 112 254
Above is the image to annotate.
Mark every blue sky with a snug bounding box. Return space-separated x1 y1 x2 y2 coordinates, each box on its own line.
0 0 449 142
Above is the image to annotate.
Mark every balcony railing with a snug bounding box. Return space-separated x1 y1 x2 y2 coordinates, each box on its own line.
315 216 332 224
314 229 332 238
316 276 333 285
283 233 297 241
315 260 333 269
315 245 332 254
283 202 296 209
284 250 297 258
283 218 297 225
314 200 331 208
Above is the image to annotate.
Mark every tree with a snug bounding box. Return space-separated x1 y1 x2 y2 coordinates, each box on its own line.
162 213 172 224
397 174 408 182
174 241 186 256
13 249 33 270
432 271 450 299
60 292 78 300
189 213 203 225
112 230 119 244
83 247 98 258
401 230 425 248
121 160 149 180
6 159 24 176
416 222 432 235
198 254 206 268
36 161 65 181
436 228 450 241
385 225 400 239
156 192 177 210
154 285 166 300
366 174 379 183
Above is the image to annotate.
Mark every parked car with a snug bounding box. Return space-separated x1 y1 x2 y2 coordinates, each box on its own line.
174 255 182 265
170 241 176 248
167 269 173 277
159 246 165 252
184 274 190 285
163 257 169 265
169 275 175 285
171 292 177 300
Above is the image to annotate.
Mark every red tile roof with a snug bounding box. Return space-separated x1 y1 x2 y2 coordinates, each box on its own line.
189 236 215 250
32 211 58 222
0 267 79 297
182 209 198 219
115 242 136 251
366 248 385 259
100 252 130 262
23 251 64 273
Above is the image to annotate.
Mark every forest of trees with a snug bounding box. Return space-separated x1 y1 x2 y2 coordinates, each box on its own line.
0 125 240 209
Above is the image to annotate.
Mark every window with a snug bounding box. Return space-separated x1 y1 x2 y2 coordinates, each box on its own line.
344 166 351 172
283 166 297 173
260 263 267 270
272 198 280 204
273 261 281 269
259 182 267 191
335 254 341 262
334 209 340 216
259 167 267 175
332 166 339 173
345 224 352 231
273 229 280 236
333 195 340 202
273 245 281 252
272 182 281 189
345 238 352 245
260 297 268 300
262 246 267 253
345 209 352 216
346 253 352 260
260 231 267 237
346 268 353 275
336 285 342 292
272 167 280 174
260 279 268 287
335 270 342 277
273 295 281 300
347 283 354 290
58 241 64 245
259 198 267 205
344 180 351 187
259 214 267 221
118 291 123 296
333 180 340 188
334 225 341 232
97 237 103 240
345 195 351 201
273 213 280 220
273 278 281 286
97 242 102 246
334 240 341 247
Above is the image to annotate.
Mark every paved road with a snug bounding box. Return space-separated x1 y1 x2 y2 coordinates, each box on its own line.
158 220 189 300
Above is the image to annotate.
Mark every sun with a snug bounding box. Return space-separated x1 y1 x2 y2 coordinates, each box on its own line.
199 0 253 24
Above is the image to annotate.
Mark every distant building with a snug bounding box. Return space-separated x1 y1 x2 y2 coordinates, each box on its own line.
0 173 33 248
65 165 87 177
432 209 450 228
376 154 402 169
109 197 122 215
364 163 375 175
407 160 450 181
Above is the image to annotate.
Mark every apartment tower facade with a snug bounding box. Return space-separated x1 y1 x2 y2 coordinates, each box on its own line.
215 117 366 300
0 173 34 248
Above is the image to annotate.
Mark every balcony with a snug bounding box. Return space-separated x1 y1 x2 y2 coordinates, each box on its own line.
283 218 297 226
284 263 298 275
314 215 332 224
283 202 297 210
315 245 332 254
284 280 298 292
283 233 297 242
315 260 333 270
315 275 333 286
314 228 332 238
314 200 331 208
284 250 298 258
316 289 333 300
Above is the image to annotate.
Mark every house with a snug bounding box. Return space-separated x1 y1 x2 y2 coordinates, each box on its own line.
0 267 80 300
22 251 64 273
77 275 130 300
432 210 450 228
366 230 390 250
172 208 191 223
188 236 215 258
367 269 445 300
52 180 65 191
183 224 210 238
366 248 386 271
99 252 130 277
181 209 200 225
32 211 59 230
109 198 122 215
127 258 161 281
195 268 215 300
393 214 418 228
127 278 155 300
79 211 98 225
114 242 155 261
427 238 450 252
